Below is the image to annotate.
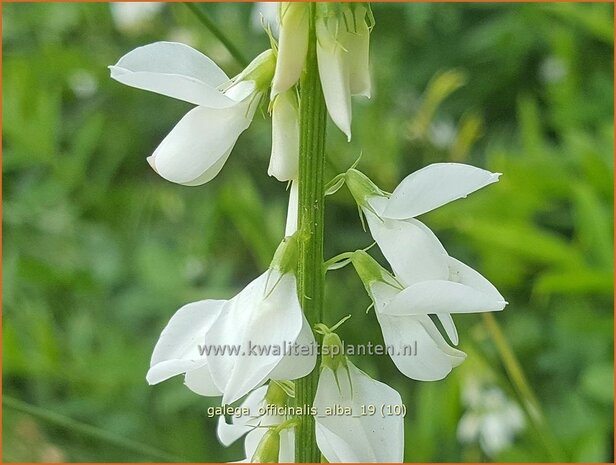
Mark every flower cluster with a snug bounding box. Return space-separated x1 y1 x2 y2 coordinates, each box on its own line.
111 3 506 462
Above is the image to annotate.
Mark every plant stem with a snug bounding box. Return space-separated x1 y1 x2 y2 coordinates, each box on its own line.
183 3 248 67
295 3 327 463
482 313 565 460
3 395 185 462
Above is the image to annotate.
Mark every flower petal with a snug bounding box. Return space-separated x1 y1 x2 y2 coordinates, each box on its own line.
346 6 371 98
268 315 317 381
269 90 299 182
278 428 295 463
317 23 352 141
109 41 235 108
271 3 309 97
314 362 404 462
206 271 304 405
383 163 501 219
184 364 222 396
448 256 507 304
217 386 267 447
149 103 251 186
437 313 459 345
285 180 299 237
365 213 449 286
376 312 466 381
146 299 225 384
382 280 507 316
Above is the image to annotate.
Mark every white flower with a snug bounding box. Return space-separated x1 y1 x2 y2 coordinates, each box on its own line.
270 3 309 98
457 381 525 457
269 89 300 182
351 250 468 381
271 3 372 141
146 236 315 403
109 43 274 186
146 299 224 396
314 360 404 462
217 383 295 462
206 237 316 404
316 3 371 141
347 163 507 380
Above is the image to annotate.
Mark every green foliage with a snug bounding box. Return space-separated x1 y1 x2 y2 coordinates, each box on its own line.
3 2 613 462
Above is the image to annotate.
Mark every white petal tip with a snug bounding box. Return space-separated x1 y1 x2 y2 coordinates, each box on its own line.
145 372 158 386
146 155 158 173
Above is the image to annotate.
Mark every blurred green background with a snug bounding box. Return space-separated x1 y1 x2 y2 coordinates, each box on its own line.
3 2 614 462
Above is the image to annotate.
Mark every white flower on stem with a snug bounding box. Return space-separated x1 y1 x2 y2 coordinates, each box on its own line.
346 163 507 380
146 235 315 401
269 89 300 182
313 330 404 462
146 299 224 396
316 3 372 141
109 43 275 186
206 236 316 404
218 383 295 462
271 2 309 98
351 250 468 381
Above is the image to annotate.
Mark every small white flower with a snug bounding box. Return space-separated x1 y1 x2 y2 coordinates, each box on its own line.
270 3 309 98
316 4 371 141
110 43 274 186
269 89 300 182
351 250 468 381
206 237 316 404
314 360 404 462
347 163 507 380
146 236 315 403
457 381 525 457
270 3 372 141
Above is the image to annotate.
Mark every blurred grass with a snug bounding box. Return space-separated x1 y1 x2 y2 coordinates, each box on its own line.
2 2 614 462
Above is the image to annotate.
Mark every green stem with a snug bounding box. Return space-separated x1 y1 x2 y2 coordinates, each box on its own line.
183 3 249 67
3 395 185 462
295 3 327 463
482 313 565 460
